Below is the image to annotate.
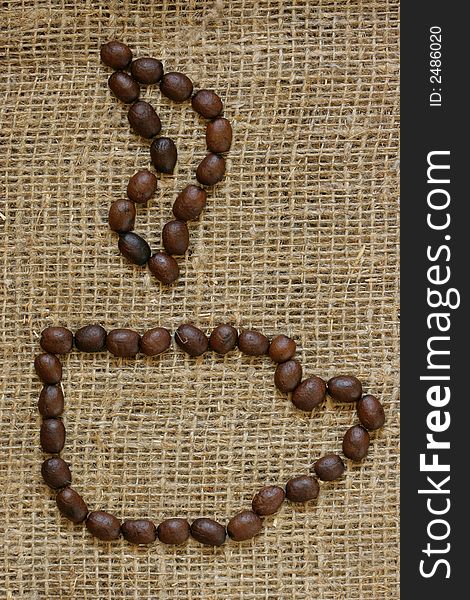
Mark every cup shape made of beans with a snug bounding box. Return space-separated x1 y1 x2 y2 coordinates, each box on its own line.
38 385 64 417
100 41 133 70
127 169 158 204
175 324 208 356
121 519 157 544
106 329 140 358
160 72 193 102
274 360 303 393
172 185 207 221
209 324 238 355
313 454 345 481
109 199 136 233
131 57 164 84
206 118 232 153
327 375 363 402
238 330 270 356
150 137 177 174
157 518 191 545
268 335 296 363
162 220 189 255
118 232 151 265
86 511 121 541
286 475 320 503
291 376 327 411
190 518 226 546
127 101 162 138
148 252 180 284
56 487 88 523
191 90 223 119
108 71 140 104
227 511 263 541
40 327 73 354
40 418 66 453
74 324 107 352
357 395 386 430
41 457 72 489
139 327 171 356
196 153 225 186
342 425 370 461
251 486 285 516
34 353 62 384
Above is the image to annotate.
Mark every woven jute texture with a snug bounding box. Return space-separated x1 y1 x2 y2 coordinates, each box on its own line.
0 1 399 598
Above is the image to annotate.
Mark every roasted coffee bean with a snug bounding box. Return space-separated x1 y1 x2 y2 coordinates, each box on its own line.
148 252 179 284
131 57 163 84
190 518 226 546
106 328 140 358
108 71 140 103
191 89 223 119
251 485 285 516
238 330 270 356
100 41 132 70
291 376 326 411
268 334 296 363
206 117 232 153
118 232 151 265
127 169 158 204
175 324 208 357
162 220 189 255
342 425 370 461
157 518 190 545
56 487 88 523
41 457 71 489
74 324 107 352
140 327 171 356
209 324 238 355
172 185 207 221
160 72 193 102
285 475 320 503
86 511 121 541
196 153 225 186
40 418 66 454
357 394 385 430
328 375 363 403
274 360 302 393
38 385 64 417
34 353 62 384
108 199 136 233
227 510 262 541
127 101 161 138
313 454 345 481
121 519 157 544
150 137 177 174
40 327 73 355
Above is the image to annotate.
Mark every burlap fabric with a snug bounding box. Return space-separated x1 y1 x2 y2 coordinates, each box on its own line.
0 1 399 598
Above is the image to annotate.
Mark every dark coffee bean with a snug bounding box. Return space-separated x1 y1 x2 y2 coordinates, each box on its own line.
268 335 296 363
172 185 207 221
131 57 163 84
227 510 262 541
40 327 73 355
238 330 270 356
148 252 179 284
274 360 302 393
157 518 190 545
74 325 107 352
162 220 189 255
190 518 226 546
108 199 136 233
100 41 132 70
38 385 64 417
196 153 225 186
34 353 62 384
150 137 177 174
313 454 345 481
357 394 386 430
342 425 370 461
175 324 208 357
191 89 223 119
160 72 193 102
291 376 327 411
118 232 151 265
209 324 238 355
128 101 161 138
206 118 232 153
106 328 140 358
285 475 320 503
40 418 65 454
140 327 171 356
41 457 71 489
328 375 363 402
127 169 158 204
121 519 157 544
56 487 88 523
86 511 121 541
251 485 285 516
108 71 140 103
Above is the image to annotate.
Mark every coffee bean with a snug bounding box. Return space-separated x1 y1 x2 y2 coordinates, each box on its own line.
206 118 232 153
291 376 326 411
148 252 179 284
251 485 285 516
175 324 208 357
160 72 193 102
118 232 151 265
150 137 177 174
157 518 190 545
342 425 370 461
41 457 71 489
38 385 64 418
191 90 223 119
86 511 121 541
313 454 345 481
40 418 65 453
56 487 88 523
162 220 189 255
108 199 136 233
35 353 62 384
140 327 171 356
227 510 262 541
100 41 132 70
196 153 225 186
327 375 363 403
357 394 385 430
127 169 158 204
172 185 207 221
40 327 73 355
121 519 157 544
106 328 140 358
74 325 107 352
268 335 296 363
131 57 163 84
237 330 270 356
274 359 302 393
108 71 140 103
190 518 226 546
209 324 238 355
285 475 320 503
127 101 162 138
